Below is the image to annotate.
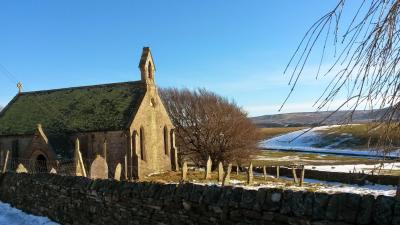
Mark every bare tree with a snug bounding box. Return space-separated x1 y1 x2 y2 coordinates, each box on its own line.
286 0 400 154
160 88 261 168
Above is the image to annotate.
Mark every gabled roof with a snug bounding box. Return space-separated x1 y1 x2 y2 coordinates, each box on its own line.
0 81 146 137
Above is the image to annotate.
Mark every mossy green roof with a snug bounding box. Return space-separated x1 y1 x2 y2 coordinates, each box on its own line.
0 81 146 137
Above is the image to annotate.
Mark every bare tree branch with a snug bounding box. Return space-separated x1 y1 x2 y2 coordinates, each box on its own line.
160 88 261 167
286 0 400 153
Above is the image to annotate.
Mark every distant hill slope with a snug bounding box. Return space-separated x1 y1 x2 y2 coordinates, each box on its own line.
260 124 400 157
252 109 385 127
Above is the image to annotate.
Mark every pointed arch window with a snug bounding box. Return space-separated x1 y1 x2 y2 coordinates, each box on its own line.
139 127 146 161
131 130 137 156
148 62 153 80
163 126 169 155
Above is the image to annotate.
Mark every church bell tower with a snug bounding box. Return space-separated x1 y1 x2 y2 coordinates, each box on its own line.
139 47 156 86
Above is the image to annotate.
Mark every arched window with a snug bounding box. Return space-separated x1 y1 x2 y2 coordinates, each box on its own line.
148 62 153 80
131 130 137 156
170 129 176 148
139 127 146 161
163 126 169 155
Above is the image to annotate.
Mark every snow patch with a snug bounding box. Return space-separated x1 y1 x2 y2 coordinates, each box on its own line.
306 162 400 173
0 202 59 225
260 125 400 157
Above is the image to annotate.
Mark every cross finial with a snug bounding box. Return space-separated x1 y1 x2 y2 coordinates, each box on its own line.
17 82 23 93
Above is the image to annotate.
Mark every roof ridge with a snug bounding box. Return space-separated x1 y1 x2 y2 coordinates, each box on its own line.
20 80 144 95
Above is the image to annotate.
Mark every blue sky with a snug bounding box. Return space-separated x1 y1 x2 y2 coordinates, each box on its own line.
0 0 359 116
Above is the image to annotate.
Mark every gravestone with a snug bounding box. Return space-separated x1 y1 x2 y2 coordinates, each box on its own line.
292 166 299 184
223 163 232 185
74 138 87 177
16 163 28 173
182 161 188 181
263 166 267 180
205 156 212 180
218 162 224 182
236 165 239 175
300 165 305 187
276 166 280 178
247 162 253 185
50 168 57 174
2 150 9 173
114 163 122 181
90 155 108 179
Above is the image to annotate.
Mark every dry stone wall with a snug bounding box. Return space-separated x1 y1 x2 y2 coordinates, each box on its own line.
0 172 399 225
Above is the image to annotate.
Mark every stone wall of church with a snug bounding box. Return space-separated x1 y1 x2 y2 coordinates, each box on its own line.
0 172 399 225
0 136 32 161
129 87 173 178
0 130 129 178
73 130 128 179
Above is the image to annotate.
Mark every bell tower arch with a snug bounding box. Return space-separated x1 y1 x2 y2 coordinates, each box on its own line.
139 47 156 86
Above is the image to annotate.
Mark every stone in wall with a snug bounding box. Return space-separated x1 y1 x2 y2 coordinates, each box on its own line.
0 172 398 225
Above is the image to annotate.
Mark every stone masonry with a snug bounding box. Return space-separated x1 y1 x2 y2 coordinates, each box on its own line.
0 172 399 225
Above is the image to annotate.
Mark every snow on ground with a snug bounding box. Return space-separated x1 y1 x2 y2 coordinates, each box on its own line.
303 179 396 196
305 162 400 173
192 178 396 196
260 125 400 157
254 154 338 164
0 202 58 225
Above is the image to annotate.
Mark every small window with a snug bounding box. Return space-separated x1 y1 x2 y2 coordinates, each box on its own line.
163 126 169 155
131 131 137 156
148 62 153 79
139 127 146 161
150 98 156 107
170 129 175 148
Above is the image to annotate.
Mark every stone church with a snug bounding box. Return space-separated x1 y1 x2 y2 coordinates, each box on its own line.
0 47 178 179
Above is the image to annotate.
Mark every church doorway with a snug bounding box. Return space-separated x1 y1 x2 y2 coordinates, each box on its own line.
35 154 47 173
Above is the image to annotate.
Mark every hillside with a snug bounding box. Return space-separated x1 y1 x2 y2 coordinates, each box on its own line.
252 109 385 127
260 124 400 157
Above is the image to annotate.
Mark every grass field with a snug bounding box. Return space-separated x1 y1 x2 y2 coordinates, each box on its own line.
256 126 383 166
252 150 386 167
315 123 400 149
258 127 306 139
142 170 324 191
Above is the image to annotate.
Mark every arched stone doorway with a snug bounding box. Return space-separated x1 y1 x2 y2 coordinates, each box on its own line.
35 154 47 173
